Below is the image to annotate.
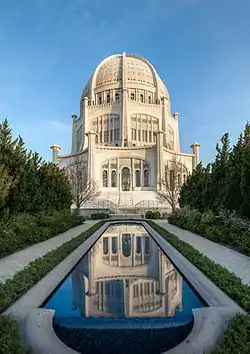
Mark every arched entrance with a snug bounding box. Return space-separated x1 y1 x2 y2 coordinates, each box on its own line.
121 167 130 191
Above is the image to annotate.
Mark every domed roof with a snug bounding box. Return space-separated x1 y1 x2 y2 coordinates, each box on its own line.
81 53 169 101
95 54 156 88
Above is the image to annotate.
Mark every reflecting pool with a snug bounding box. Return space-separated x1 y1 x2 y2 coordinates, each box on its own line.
43 223 206 353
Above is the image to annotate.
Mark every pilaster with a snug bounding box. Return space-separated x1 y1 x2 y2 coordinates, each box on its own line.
122 52 129 146
85 131 96 180
161 97 168 146
156 130 165 189
82 97 89 149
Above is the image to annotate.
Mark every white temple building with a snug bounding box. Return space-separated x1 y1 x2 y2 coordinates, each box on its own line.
50 53 200 212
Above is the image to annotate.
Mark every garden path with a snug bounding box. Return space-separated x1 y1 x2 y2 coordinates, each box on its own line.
155 220 250 285
0 220 99 283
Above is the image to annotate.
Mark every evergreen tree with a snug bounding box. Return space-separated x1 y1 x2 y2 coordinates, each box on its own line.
225 133 244 212
0 118 73 216
210 133 231 211
239 122 250 218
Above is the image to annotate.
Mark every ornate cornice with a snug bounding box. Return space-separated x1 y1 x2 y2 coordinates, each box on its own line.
58 149 88 159
94 145 156 151
162 147 195 158
87 100 121 110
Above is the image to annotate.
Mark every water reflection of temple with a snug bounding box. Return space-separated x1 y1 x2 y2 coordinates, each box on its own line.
72 225 183 318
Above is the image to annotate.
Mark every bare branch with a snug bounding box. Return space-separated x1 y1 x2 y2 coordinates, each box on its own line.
156 158 186 213
66 155 100 209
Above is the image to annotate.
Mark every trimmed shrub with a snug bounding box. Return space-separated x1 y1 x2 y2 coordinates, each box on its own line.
91 213 109 220
147 220 250 353
211 314 250 354
0 210 85 258
145 211 161 219
168 207 250 256
0 220 105 313
147 220 250 311
0 315 31 354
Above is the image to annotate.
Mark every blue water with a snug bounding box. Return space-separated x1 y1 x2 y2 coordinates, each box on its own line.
43 223 206 329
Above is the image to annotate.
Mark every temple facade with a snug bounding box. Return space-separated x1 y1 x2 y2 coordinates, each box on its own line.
50 53 200 210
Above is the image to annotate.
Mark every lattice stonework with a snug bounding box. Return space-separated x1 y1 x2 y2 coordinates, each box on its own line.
126 56 154 86
96 55 122 87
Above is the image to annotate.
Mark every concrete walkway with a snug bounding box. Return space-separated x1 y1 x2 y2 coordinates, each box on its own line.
0 220 99 283
155 220 250 285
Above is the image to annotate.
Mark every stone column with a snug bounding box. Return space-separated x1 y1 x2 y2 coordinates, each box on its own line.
88 248 97 295
191 143 201 169
131 158 134 190
128 281 133 317
85 131 96 181
159 251 166 294
173 112 180 153
132 234 136 266
108 159 111 187
156 130 164 190
108 236 112 264
50 144 61 164
162 97 169 147
122 52 128 146
141 236 145 264
140 159 144 187
117 158 120 191
118 233 121 267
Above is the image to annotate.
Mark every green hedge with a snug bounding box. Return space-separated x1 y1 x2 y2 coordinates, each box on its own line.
0 210 85 258
168 208 250 256
145 211 161 219
0 220 105 313
91 212 109 220
147 221 250 311
147 220 250 353
0 315 31 354
211 314 250 354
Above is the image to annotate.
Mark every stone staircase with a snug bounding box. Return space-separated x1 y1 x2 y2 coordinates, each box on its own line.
118 191 134 208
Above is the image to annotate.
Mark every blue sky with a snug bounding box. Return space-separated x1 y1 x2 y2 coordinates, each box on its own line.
0 0 249 164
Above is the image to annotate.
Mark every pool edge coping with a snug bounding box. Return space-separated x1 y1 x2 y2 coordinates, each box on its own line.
3 220 246 354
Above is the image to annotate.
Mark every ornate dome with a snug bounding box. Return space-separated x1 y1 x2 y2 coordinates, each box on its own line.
96 55 123 87
81 52 169 101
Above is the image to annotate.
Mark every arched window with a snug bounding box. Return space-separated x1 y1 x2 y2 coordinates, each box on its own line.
98 96 102 105
111 170 117 187
140 94 144 102
103 237 108 255
145 237 150 254
136 237 142 253
112 237 117 254
177 173 181 187
144 169 149 187
102 170 108 187
135 170 140 187
131 92 135 100
148 96 152 104
106 94 110 103
115 92 119 101
183 174 187 184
